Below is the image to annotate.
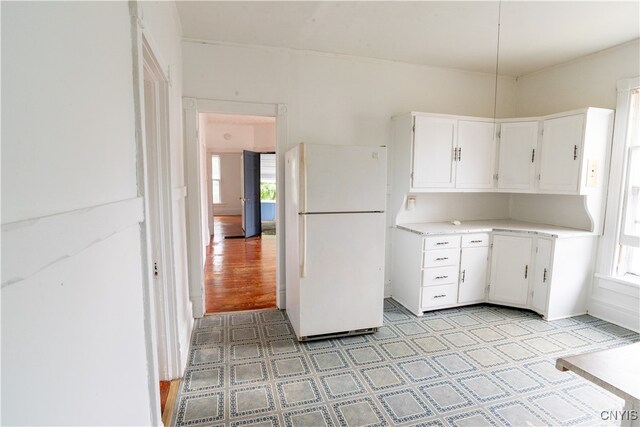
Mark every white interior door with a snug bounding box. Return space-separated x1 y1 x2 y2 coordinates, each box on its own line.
456 121 496 189
299 212 385 337
302 144 386 213
539 114 584 192
412 116 457 188
489 234 532 306
498 121 538 190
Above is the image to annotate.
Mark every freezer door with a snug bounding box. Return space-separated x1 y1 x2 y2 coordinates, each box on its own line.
298 212 385 338
300 144 387 213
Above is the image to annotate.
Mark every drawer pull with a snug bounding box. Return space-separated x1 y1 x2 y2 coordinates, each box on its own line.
543 268 547 283
469 240 483 243
435 242 449 246
433 294 447 299
524 265 528 279
435 257 449 261
435 275 449 280
461 269 466 283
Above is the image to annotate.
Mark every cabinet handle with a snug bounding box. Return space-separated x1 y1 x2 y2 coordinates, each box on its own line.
531 148 535 163
470 240 483 243
435 242 448 246
452 147 458 162
574 145 578 160
435 275 449 280
524 265 528 279
543 268 547 283
434 294 447 299
461 269 466 283
458 147 462 161
435 257 449 261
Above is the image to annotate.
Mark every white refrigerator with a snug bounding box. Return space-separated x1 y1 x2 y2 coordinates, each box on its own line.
285 143 387 340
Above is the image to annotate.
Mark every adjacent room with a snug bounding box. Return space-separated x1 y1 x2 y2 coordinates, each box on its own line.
2 1 639 427
199 113 277 313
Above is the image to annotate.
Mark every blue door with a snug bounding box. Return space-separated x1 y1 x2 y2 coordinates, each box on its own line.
243 150 262 238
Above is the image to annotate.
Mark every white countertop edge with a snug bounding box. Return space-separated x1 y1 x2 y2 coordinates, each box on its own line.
395 222 597 239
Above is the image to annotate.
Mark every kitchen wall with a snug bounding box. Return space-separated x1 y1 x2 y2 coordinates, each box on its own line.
183 41 517 296
514 39 640 331
515 39 640 116
1 2 188 424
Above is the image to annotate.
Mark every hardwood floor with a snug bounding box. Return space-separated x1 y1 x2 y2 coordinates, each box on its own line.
205 215 276 313
159 380 170 414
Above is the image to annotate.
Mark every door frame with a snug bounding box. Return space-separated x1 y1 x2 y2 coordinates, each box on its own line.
183 99 288 316
130 3 182 423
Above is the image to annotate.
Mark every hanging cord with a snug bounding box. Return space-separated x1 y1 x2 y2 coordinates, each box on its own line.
493 0 502 122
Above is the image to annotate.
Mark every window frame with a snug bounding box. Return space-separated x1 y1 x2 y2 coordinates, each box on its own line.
211 154 222 205
596 77 640 285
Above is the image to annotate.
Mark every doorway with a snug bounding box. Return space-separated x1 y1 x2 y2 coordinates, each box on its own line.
202 113 278 313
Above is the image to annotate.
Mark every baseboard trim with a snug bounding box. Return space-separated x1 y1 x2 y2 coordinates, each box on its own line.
588 297 640 333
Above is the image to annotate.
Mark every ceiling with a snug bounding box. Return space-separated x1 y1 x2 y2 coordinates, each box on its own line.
176 1 639 77
204 113 276 125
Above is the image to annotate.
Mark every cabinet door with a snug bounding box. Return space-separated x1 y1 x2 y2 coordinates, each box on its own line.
489 235 532 306
539 114 584 192
530 238 552 315
456 121 496 189
412 116 457 188
458 246 489 303
497 121 538 190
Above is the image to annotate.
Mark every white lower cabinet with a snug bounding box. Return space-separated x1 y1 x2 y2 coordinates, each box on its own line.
530 237 552 314
488 234 532 307
392 227 596 320
458 245 489 304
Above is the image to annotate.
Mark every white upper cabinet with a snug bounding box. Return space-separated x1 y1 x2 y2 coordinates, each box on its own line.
498 121 539 190
538 114 585 192
392 109 612 196
456 121 496 189
412 116 457 188
412 117 495 190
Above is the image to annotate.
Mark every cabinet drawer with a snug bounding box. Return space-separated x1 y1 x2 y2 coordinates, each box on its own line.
423 249 460 268
462 233 490 248
422 266 459 286
424 235 461 250
421 283 458 308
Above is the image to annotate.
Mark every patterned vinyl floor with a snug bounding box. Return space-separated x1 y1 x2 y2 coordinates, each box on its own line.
170 299 639 426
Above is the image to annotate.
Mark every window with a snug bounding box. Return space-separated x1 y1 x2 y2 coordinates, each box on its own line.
211 155 221 204
617 89 640 278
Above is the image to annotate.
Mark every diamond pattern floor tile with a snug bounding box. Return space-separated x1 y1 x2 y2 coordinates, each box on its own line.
170 300 637 426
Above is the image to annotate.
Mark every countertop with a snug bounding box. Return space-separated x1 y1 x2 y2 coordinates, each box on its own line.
396 219 596 239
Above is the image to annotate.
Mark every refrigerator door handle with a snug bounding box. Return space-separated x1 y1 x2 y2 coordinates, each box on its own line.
300 214 307 278
300 143 307 213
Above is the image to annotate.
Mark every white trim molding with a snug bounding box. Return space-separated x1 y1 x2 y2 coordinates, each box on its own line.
2 197 144 288
589 76 640 332
183 98 287 317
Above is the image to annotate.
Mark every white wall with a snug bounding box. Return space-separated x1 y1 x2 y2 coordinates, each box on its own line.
516 39 640 116
1 2 188 425
396 193 510 224
515 40 640 331
183 41 517 297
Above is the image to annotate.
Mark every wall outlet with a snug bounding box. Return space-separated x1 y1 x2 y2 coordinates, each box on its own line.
406 196 416 210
